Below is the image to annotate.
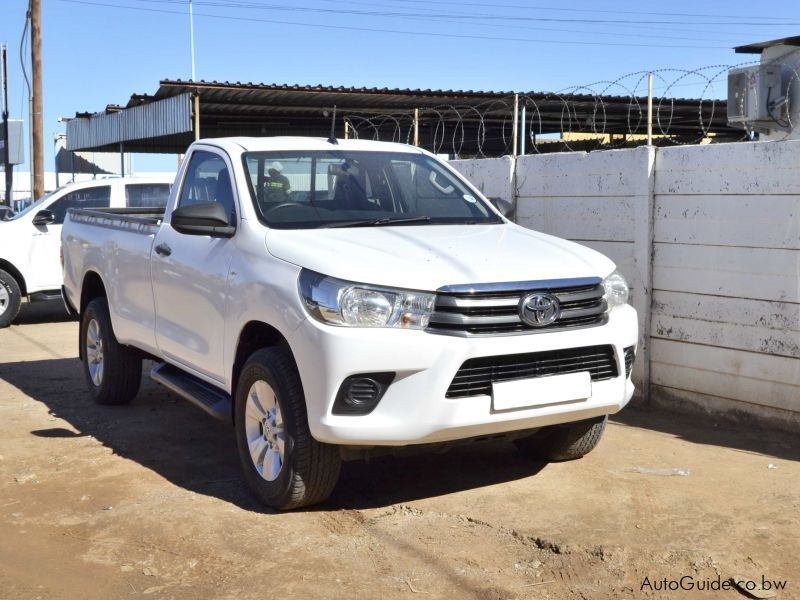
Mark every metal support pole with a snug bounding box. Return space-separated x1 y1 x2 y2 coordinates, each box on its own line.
189 0 196 81
344 121 349 140
520 104 526 156
512 94 519 157
413 108 420 146
54 135 59 188
647 72 654 147
1 44 12 206
193 93 200 140
119 142 125 177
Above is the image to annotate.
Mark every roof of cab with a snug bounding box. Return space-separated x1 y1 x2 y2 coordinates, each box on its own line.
197 136 424 155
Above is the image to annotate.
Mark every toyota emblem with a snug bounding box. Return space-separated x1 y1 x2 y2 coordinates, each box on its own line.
519 293 560 327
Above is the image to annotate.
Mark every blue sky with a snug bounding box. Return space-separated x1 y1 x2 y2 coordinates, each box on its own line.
1 0 798 174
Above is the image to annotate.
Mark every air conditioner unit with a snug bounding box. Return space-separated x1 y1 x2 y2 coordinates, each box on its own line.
728 64 793 132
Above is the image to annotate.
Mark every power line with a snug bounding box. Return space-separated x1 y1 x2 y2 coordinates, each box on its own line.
313 0 778 38
19 3 31 97
117 0 752 43
347 0 793 22
128 0 800 27
51 0 733 48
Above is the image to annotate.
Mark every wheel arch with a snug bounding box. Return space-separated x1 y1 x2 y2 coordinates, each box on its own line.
0 259 27 296
231 321 297 420
79 270 107 314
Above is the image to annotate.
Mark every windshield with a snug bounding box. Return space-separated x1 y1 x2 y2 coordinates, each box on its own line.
7 191 57 221
242 150 501 229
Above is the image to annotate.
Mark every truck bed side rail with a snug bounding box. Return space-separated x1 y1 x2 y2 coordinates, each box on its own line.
67 207 165 233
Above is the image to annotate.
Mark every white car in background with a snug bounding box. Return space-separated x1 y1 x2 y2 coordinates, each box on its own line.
0 176 173 327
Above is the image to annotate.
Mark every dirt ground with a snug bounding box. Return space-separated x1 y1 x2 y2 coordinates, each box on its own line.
1 302 798 600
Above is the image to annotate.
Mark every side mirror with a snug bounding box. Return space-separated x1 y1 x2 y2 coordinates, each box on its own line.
32 209 56 226
170 202 235 237
488 197 515 221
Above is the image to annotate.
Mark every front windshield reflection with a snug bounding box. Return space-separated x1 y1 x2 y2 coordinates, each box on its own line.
241 150 501 230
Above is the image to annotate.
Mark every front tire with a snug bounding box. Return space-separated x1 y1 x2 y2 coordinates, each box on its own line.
0 269 22 328
235 347 341 510
80 297 142 405
514 416 608 461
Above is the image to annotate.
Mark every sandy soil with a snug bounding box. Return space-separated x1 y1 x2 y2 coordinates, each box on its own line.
1 303 798 599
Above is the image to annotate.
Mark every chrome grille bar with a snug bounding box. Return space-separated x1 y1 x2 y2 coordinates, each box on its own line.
429 277 608 336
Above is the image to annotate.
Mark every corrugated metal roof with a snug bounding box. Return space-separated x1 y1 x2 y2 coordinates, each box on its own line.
143 79 714 109
735 36 800 54
68 80 739 155
67 93 192 151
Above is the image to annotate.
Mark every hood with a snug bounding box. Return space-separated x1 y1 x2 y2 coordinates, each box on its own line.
265 223 615 291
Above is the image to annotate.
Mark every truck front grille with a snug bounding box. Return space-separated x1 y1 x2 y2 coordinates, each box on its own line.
428 278 607 336
446 345 618 398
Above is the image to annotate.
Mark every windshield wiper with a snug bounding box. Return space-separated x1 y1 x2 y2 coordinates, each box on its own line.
325 216 432 228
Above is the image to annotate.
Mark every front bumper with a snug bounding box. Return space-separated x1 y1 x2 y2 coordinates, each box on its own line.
290 304 638 446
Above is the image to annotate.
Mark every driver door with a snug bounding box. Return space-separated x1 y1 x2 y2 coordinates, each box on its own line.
151 149 238 383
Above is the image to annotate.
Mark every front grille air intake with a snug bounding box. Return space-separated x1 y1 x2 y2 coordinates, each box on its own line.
446 345 618 398
624 346 635 379
429 277 607 336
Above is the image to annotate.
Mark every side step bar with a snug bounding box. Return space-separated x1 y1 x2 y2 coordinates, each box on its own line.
29 290 65 303
150 363 232 421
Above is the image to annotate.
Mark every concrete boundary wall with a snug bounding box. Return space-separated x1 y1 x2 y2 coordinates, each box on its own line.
452 141 800 430
449 157 515 204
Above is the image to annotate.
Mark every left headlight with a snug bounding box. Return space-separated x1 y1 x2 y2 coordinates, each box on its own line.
298 269 436 329
603 270 629 308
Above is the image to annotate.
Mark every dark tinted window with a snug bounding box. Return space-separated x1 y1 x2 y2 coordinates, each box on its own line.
50 186 111 224
178 151 236 224
126 183 171 208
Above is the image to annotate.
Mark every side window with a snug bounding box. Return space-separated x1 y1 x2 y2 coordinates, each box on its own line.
126 183 171 208
178 150 236 224
49 186 112 224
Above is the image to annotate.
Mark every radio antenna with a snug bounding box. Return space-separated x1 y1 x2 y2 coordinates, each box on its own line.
327 105 338 145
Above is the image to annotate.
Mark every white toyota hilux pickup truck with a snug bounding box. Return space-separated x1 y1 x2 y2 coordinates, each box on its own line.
62 137 638 510
0 176 172 327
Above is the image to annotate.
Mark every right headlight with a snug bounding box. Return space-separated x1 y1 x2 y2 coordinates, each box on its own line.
602 270 629 309
298 269 435 330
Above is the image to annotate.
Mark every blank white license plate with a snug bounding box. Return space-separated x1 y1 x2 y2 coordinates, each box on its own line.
492 372 592 411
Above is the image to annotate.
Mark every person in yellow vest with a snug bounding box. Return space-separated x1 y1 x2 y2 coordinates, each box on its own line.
263 161 292 203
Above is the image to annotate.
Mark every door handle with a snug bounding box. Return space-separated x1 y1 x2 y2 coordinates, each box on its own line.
154 243 172 257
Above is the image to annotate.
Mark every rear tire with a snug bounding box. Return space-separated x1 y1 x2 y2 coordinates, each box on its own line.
514 416 607 461
80 297 142 405
234 347 341 510
0 269 22 328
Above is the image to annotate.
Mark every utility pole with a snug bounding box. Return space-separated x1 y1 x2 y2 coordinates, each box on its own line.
189 0 196 80
31 0 44 200
2 43 12 206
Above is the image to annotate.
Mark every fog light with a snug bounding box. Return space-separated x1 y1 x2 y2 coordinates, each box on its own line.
333 372 395 415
